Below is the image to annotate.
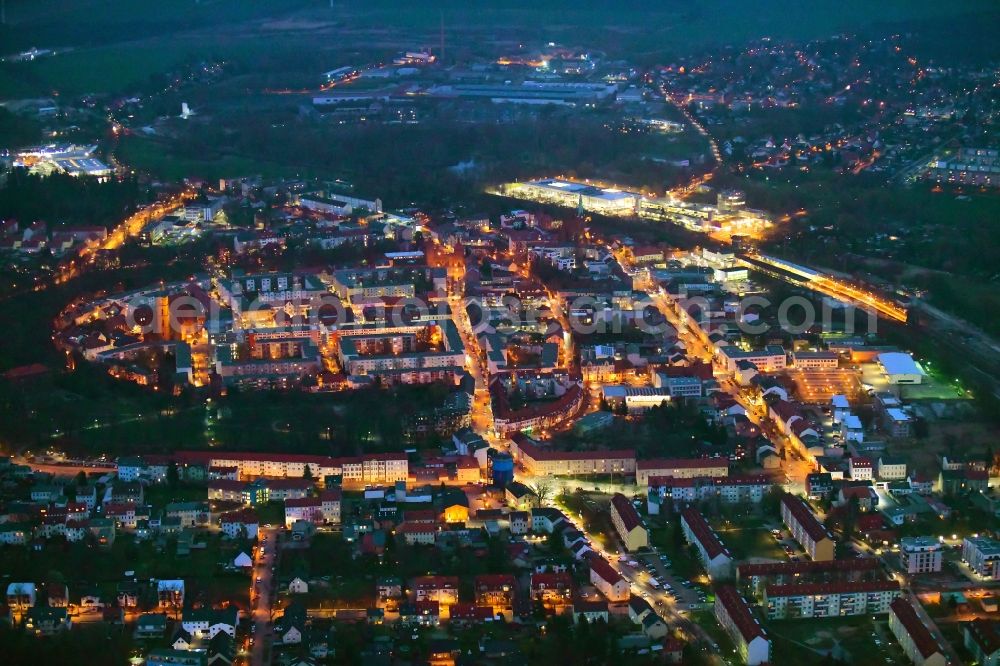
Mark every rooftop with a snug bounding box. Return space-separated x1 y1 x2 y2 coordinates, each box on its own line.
890 597 941 660
716 585 767 643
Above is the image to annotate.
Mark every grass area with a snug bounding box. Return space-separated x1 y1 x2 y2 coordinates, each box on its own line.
689 609 737 655
144 484 208 512
713 523 786 561
117 134 328 182
767 616 906 666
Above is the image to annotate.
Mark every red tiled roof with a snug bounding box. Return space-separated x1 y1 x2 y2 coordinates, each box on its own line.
414 599 439 615
738 558 878 578
449 602 494 620
770 400 801 423
890 597 942 660
397 521 439 534
221 509 258 524
716 585 767 643
611 493 642 532
410 575 459 590
175 450 406 467
965 619 1000 657
530 572 573 590
766 579 899 597
475 574 515 590
587 553 624 586
514 437 634 462
319 489 342 502
637 458 729 471
680 508 730 560
284 497 321 508
781 495 833 544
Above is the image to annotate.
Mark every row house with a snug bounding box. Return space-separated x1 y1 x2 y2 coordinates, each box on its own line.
530 572 573 611
474 574 516 615
410 576 460 607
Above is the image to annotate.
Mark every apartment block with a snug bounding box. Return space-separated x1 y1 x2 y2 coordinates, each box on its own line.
780 495 835 561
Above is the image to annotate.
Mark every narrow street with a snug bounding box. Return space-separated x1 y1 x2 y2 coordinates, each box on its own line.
250 527 278 666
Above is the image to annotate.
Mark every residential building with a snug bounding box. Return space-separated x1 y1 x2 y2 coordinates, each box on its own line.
181 608 238 640
963 620 1000 666
849 457 873 481
649 474 770 508
157 580 185 609
780 495 835 561
509 437 635 477
219 509 259 540
878 456 907 481
531 572 573 611
764 580 900 619
509 511 530 535
610 493 647 551
588 554 629 603
737 558 880 598
680 508 733 579
410 576 459 607
636 457 729 486
397 522 439 545
888 597 946 666
147 649 206 666
963 537 1000 580
715 585 770 665
6 583 36 611
475 574 516 614
806 473 834 499
900 537 943 574
24 606 70 635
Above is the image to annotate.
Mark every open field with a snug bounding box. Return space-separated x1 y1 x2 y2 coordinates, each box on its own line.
2 0 997 97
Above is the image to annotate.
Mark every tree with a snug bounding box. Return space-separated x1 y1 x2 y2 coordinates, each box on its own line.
167 461 179 489
75 471 87 487
531 482 552 508
303 464 313 480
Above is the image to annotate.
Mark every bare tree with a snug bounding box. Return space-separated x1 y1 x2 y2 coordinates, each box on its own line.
531 481 552 507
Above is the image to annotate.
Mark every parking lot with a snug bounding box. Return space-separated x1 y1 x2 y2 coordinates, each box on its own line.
619 549 710 613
